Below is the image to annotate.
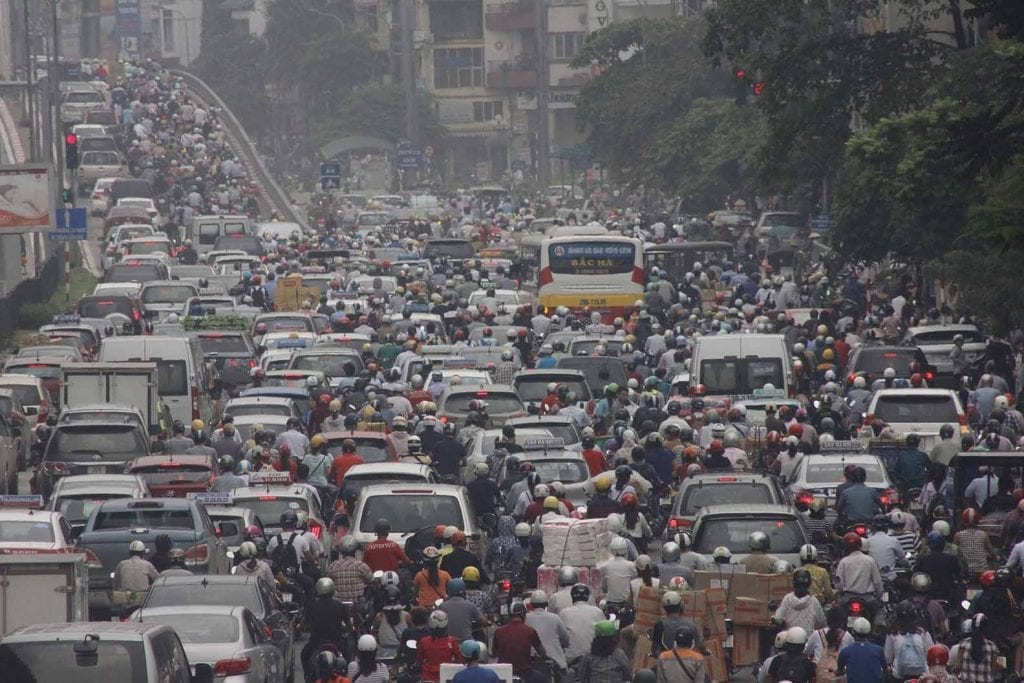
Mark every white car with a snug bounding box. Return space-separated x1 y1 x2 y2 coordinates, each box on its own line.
89 177 120 215
116 197 160 222
78 150 124 185
866 388 966 451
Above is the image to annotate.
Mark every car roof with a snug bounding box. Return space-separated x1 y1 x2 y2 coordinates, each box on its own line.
345 462 432 477
321 430 387 441
151 574 259 587
96 498 194 510
442 384 516 395
3 621 165 642
871 388 957 397
134 604 248 618
907 324 980 335
357 483 466 497
801 453 884 465
0 509 61 523
682 472 778 484
129 454 213 467
695 503 798 517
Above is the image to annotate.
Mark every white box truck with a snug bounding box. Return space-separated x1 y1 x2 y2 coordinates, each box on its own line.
0 553 89 635
60 362 163 437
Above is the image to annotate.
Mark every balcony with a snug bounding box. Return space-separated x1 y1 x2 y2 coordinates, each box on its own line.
485 1 535 31
487 58 536 88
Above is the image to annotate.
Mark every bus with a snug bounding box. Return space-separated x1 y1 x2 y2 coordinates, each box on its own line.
538 235 644 318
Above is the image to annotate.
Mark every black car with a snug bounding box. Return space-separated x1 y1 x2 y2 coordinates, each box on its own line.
195 331 257 396
77 294 149 334
844 345 933 388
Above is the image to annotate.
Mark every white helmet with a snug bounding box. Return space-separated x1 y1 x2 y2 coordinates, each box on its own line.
239 541 257 558
129 540 146 553
799 544 817 562
428 610 448 629
883 367 896 379
932 520 951 537
851 617 872 635
606 513 624 533
610 537 629 556
533 484 550 498
306 375 320 387
515 522 532 538
662 591 682 607
358 634 378 652
853 376 867 389
786 626 808 645
774 631 789 649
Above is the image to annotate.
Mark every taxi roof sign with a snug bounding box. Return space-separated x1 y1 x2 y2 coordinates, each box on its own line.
752 387 786 399
818 440 867 453
521 437 566 451
0 495 44 508
187 492 234 506
53 313 81 324
249 471 292 485
275 339 309 349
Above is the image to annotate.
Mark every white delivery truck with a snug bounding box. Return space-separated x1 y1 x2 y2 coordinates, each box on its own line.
61 362 163 437
0 553 89 635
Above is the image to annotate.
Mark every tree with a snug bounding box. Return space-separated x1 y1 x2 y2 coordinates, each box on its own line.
315 84 446 150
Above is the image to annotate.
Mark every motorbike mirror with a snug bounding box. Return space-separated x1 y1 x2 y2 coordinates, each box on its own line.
961 600 972 611
405 640 418 650
226 550 235 560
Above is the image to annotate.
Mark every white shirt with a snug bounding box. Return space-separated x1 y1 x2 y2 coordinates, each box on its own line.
599 556 638 603
965 474 998 506
1006 538 1024 571
266 530 316 566
526 609 571 669
560 603 606 661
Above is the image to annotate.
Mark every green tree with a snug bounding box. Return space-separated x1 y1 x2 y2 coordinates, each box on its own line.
315 84 446 150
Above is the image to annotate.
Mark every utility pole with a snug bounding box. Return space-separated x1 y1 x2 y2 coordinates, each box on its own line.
400 0 418 144
23 0 36 161
50 0 64 187
534 0 550 188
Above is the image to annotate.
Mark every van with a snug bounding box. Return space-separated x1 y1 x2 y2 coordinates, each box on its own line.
184 215 252 255
98 336 218 427
690 333 792 397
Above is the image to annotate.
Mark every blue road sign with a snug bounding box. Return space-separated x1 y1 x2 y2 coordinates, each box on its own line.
320 162 342 177
810 213 833 230
320 176 342 191
395 145 423 170
49 208 88 240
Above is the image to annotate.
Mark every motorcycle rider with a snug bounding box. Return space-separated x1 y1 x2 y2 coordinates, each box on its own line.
302 577 353 679
742 531 779 573
599 537 637 607
416 610 463 683
651 590 703 655
326 536 372 604
766 626 816 682
835 532 883 616
798 544 835 605
559 584 606 670
233 541 276 586
525 590 570 674
866 514 907 583
836 617 885 681
550 566 582 613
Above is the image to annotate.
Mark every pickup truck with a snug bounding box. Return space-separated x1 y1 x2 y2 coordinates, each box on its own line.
61 362 165 437
0 553 89 635
76 498 230 615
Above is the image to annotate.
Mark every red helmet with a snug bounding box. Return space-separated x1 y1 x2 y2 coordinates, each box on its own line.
842 532 862 550
483 327 493 337
766 431 782 446
962 508 979 527
620 492 638 508
927 644 949 666
252 368 266 380
517 328 528 338
708 439 724 455
788 423 804 439
435 524 447 539
245 525 262 539
691 384 706 397
279 444 291 456
910 373 923 387
319 393 331 405
980 570 997 587
367 363 378 373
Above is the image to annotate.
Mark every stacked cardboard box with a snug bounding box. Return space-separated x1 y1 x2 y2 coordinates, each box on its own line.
540 517 611 567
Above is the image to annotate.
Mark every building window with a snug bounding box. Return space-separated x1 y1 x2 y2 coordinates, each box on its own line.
434 47 484 89
162 9 175 52
550 32 585 61
473 100 504 122
429 2 483 40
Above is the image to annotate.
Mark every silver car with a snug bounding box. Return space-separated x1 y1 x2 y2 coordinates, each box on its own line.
131 605 287 682
690 503 809 568
904 324 987 376
787 453 896 508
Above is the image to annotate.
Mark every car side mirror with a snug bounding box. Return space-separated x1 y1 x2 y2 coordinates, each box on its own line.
23 405 38 416
193 663 213 683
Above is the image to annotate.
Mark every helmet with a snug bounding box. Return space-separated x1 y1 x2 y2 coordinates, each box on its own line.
570 584 591 602
851 617 872 635
842 532 862 550
799 544 817 563
315 577 335 596
280 510 298 527
380 571 400 588
786 627 808 646
428 610 449 629
129 540 146 554
558 566 579 586
473 462 490 477
460 640 482 659
926 531 945 550
448 578 466 596
422 546 440 561
911 572 932 593
962 508 979 527
533 483 550 498
748 531 769 551
775 631 789 649
792 568 811 587
310 434 325 449
620 492 638 509
238 541 257 558
191 419 204 432
932 520 951 537
772 560 794 574
661 542 681 563
595 620 618 638
662 591 683 607
927 644 950 666
218 455 234 471
939 423 956 439
315 651 336 673
515 522 532 538
712 546 732 562
980 570 997 587
610 537 629 556
338 535 360 556
531 589 548 606
635 554 653 571
544 496 560 510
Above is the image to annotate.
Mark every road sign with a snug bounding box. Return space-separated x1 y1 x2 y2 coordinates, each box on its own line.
511 160 527 171
395 144 423 170
810 213 833 230
320 162 342 177
320 176 341 191
48 208 88 240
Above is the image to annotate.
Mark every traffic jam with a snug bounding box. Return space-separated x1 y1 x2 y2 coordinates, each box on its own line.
2 60 1023 683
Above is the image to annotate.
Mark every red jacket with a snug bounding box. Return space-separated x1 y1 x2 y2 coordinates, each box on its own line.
417 635 462 682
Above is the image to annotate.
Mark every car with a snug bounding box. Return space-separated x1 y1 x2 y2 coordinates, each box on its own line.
754 211 806 237
38 323 103 357
60 88 107 123
291 346 366 385
129 605 287 682
337 462 439 509
690 503 809 568
512 369 594 407
0 621 212 683
0 388 33 471
495 445 591 507
194 330 257 396
0 376 50 431
465 426 558 469
76 293 148 334
787 452 897 508
35 421 151 500
102 261 171 286
2 355 72 404
187 495 264 553
58 404 149 437
555 356 630 400
77 150 124 186
866 388 966 451
505 415 583 451
140 575 295 679
139 280 200 313
667 472 790 535
229 480 330 557
349 483 483 556
845 345 932 389
47 474 150 535
89 177 120 215
118 235 174 261
223 396 302 423
126 454 218 498
15 343 84 364
115 197 159 221
437 385 525 427
321 430 398 463
0 494 75 552
904 324 988 378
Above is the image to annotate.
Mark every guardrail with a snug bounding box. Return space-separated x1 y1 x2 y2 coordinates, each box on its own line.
168 70 308 232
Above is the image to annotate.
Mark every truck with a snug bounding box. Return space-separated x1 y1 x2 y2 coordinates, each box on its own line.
0 553 89 635
60 362 163 437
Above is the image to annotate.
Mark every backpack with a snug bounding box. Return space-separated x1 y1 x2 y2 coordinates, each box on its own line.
773 653 814 683
271 532 300 574
814 630 846 683
894 632 927 678
251 286 266 309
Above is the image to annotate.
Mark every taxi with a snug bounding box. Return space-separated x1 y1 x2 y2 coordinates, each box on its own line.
0 495 75 555
126 454 218 498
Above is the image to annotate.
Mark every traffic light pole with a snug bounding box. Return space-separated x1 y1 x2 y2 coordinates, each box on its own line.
23 0 36 161
50 0 65 193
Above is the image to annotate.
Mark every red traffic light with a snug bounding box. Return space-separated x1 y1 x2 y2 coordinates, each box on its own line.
65 133 78 145
735 69 746 79
752 82 765 95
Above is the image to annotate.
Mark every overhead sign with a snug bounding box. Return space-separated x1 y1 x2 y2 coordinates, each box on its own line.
320 162 342 177
396 144 423 170
48 208 88 240
810 213 833 230
116 0 142 60
0 164 54 233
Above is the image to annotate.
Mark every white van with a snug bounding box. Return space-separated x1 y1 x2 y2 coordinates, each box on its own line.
98 336 217 427
184 215 252 255
690 334 792 397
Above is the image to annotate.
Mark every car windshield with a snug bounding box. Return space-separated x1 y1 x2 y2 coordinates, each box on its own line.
233 497 309 526
0 641 147 683
529 459 589 484
145 584 261 614
359 494 463 533
83 151 119 165
515 378 591 402
555 357 629 395
48 427 146 460
293 354 360 376
342 474 428 500
5 363 61 380
804 462 887 485
694 517 805 555
912 329 986 344
56 494 132 524
699 358 785 394
0 520 55 542
678 483 775 515
104 264 161 283
327 438 390 463
424 240 475 260
873 395 959 423
199 336 251 354
443 392 524 415
79 297 134 317
261 318 313 333
5 385 40 406
135 614 240 643
132 465 212 485
853 349 920 375
141 285 192 304
92 508 195 530
226 404 292 419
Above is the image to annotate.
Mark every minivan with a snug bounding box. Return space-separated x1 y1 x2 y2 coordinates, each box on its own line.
98 336 218 426
690 333 792 397
184 215 252 255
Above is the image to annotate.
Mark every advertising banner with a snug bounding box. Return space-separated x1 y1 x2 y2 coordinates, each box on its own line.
0 165 54 232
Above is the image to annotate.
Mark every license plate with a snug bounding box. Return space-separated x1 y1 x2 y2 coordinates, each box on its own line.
825 488 837 497
88 466 107 474
725 635 733 648
500 604 508 616
882 591 889 602
281 591 292 602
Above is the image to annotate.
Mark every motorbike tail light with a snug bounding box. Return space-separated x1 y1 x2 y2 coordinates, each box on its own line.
668 518 679 529
213 658 251 676
501 579 511 591
880 489 896 506
854 525 867 537
184 543 209 567
849 600 863 614
797 491 814 506
924 371 935 382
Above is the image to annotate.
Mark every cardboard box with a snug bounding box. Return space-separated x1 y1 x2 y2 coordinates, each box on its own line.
734 596 772 627
732 625 762 667
704 588 728 637
705 637 729 682
634 585 665 630
633 633 653 671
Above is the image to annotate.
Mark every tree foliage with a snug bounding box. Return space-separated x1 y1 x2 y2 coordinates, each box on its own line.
314 84 446 150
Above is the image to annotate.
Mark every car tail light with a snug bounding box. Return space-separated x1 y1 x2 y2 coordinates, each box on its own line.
249 359 257 369
131 308 140 321
880 489 897 506
796 491 814 506
924 371 935 382
854 524 867 537
191 386 200 420
213 658 251 676
82 548 103 569
37 400 49 423
42 461 67 473
259 495 278 501
184 543 209 567
308 521 322 539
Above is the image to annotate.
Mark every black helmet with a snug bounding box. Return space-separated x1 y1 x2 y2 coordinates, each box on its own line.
633 669 657 683
792 568 812 588
218 455 234 472
315 651 336 675
374 518 391 535
939 423 956 439
570 583 591 603
280 510 299 527
905 433 920 447
615 465 632 479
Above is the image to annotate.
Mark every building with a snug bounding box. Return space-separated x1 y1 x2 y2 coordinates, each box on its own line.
153 0 202 66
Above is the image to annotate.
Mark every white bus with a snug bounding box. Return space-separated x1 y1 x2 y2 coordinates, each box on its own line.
538 235 645 318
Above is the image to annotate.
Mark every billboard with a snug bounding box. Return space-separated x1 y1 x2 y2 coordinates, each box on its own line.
0 165 54 233
116 0 141 60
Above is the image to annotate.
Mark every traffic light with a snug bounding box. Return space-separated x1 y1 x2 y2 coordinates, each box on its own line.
752 82 765 96
64 133 79 170
733 68 748 105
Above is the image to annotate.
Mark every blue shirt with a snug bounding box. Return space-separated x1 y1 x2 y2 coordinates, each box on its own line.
646 447 675 483
837 482 882 522
837 641 885 682
452 666 502 683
